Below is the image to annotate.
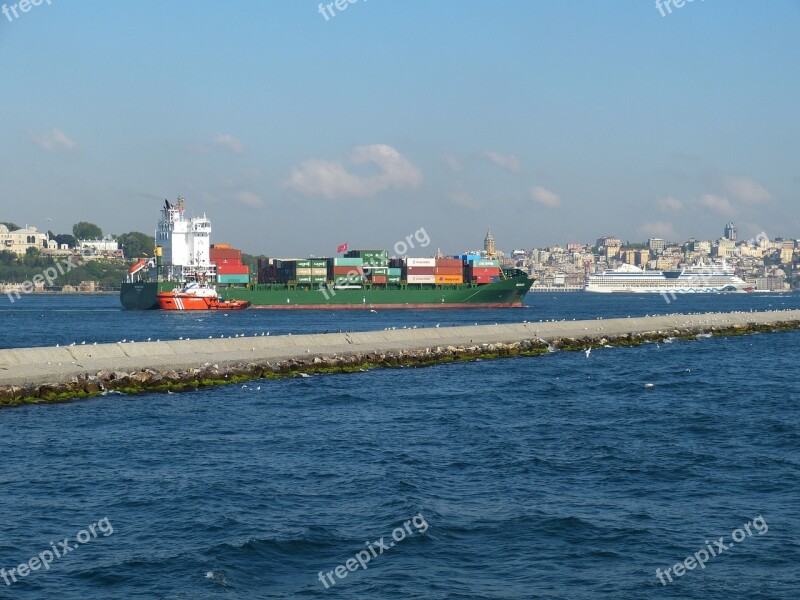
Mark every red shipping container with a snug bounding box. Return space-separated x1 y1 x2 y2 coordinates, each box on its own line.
471 276 493 284
469 267 501 276
435 267 463 275
217 264 249 275
435 258 463 267
214 258 243 266
405 266 436 275
210 249 242 259
371 275 387 284
333 266 363 276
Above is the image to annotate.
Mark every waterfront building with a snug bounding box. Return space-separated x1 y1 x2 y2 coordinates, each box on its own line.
80 235 120 256
0 224 54 255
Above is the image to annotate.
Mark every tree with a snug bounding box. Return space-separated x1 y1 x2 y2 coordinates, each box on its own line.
23 247 42 267
73 222 103 240
52 233 77 248
1 222 20 231
118 231 155 259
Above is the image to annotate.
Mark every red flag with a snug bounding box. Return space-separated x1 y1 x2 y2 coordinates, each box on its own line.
337 242 348 253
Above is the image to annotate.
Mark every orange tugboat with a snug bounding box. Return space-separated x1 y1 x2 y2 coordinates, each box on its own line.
157 282 251 311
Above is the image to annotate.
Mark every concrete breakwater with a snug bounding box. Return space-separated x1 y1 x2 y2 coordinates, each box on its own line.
1 309 799 407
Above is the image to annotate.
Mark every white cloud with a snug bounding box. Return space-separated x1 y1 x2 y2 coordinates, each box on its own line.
481 150 522 174
658 196 684 213
723 175 772 204
638 221 678 240
700 194 737 217
32 128 77 153
530 186 561 207
447 191 480 211
440 154 463 172
213 133 246 154
236 191 264 208
285 144 423 199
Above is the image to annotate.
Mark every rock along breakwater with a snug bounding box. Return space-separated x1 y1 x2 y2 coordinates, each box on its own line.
1 309 799 407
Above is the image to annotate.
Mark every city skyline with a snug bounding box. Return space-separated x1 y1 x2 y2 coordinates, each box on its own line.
2 1 799 255
0 215 790 259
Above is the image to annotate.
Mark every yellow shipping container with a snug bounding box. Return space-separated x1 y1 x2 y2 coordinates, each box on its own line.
436 275 464 284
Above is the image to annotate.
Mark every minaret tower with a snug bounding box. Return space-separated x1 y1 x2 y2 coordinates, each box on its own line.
484 229 495 257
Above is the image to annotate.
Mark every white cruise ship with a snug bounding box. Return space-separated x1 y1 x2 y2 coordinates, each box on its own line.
585 261 752 294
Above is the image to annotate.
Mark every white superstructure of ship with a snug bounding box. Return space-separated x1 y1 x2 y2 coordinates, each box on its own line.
585 260 752 293
127 197 215 283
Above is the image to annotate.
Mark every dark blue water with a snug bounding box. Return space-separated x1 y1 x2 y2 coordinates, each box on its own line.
1 292 799 349
1 294 799 599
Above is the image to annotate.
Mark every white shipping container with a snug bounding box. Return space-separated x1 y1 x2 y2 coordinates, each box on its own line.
296 268 312 276
406 258 436 267
407 274 436 284
311 268 327 276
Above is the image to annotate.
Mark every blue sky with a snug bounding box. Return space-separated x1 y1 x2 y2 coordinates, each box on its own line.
1 0 798 255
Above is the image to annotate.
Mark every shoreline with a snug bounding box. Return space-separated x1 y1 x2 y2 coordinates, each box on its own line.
1 290 119 296
1 309 799 407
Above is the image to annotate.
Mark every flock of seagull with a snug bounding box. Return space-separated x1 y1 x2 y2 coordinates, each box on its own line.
46 307 798 348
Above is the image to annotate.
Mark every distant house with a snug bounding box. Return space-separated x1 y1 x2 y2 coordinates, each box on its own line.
0 224 53 255
80 235 120 256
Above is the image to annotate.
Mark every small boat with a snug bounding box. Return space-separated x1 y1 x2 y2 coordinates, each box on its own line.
157 282 250 311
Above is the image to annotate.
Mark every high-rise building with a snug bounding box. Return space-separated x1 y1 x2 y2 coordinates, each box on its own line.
724 222 738 241
596 236 622 248
621 248 650 267
781 241 795 264
648 238 666 254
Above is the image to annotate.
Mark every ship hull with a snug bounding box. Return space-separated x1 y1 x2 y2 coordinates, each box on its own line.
585 261 750 294
157 291 251 311
218 273 533 309
120 281 180 309
585 286 751 294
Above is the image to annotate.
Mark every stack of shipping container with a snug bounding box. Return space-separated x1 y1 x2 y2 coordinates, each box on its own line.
290 260 328 285
253 250 503 287
210 244 249 285
465 257 501 284
330 257 364 286
344 250 389 284
435 258 464 284
256 258 276 284
404 258 436 284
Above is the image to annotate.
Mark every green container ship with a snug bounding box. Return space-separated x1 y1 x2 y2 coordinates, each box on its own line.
121 271 533 310
120 199 534 310
228 271 532 309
